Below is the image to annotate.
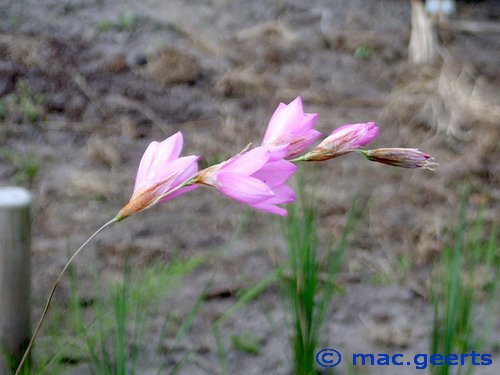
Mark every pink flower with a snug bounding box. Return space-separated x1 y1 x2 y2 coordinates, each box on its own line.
117 132 199 220
262 97 321 158
363 148 437 169
194 146 297 216
305 122 379 161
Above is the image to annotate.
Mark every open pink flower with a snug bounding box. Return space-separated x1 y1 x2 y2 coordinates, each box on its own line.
117 132 199 220
194 146 296 216
305 122 379 161
363 148 437 169
262 97 321 159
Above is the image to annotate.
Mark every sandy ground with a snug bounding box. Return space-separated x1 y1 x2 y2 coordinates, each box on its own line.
0 0 499 374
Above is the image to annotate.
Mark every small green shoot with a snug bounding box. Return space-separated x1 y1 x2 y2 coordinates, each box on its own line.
230 332 262 355
9 15 21 28
96 21 112 32
4 80 45 122
214 327 228 375
96 11 136 32
0 99 6 119
354 45 373 60
396 253 412 281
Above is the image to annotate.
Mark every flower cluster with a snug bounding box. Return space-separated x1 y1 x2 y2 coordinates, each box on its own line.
116 97 435 221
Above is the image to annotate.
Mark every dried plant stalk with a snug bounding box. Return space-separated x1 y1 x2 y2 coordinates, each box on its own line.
409 0 439 65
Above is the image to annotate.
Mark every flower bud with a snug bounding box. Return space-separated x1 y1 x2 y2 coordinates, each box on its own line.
304 122 379 161
363 148 437 169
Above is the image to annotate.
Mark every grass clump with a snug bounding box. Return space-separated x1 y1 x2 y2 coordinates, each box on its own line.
1 147 41 185
25 253 209 375
430 191 499 375
279 169 360 375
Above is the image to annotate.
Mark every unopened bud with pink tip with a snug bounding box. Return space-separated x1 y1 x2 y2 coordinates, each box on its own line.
303 122 379 161
361 148 437 170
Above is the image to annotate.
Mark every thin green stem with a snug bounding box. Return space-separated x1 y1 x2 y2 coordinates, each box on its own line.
287 155 307 162
164 179 192 197
288 150 366 163
14 217 118 375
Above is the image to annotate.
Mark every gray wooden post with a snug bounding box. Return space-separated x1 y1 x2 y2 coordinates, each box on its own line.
0 187 32 373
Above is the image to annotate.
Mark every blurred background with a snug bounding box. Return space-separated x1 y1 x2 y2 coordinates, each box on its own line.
0 0 498 374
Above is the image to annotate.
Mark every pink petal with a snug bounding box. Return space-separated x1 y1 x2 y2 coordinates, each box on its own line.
148 132 184 174
160 185 198 201
262 102 287 144
134 141 159 191
171 155 200 185
267 184 296 204
215 171 275 205
222 147 270 175
356 122 379 146
249 185 295 216
263 97 304 143
156 155 199 192
287 128 322 157
262 98 320 157
266 144 291 161
251 160 297 187
250 203 288 216
327 122 379 148
264 184 296 204
329 123 356 136
300 113 319 132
